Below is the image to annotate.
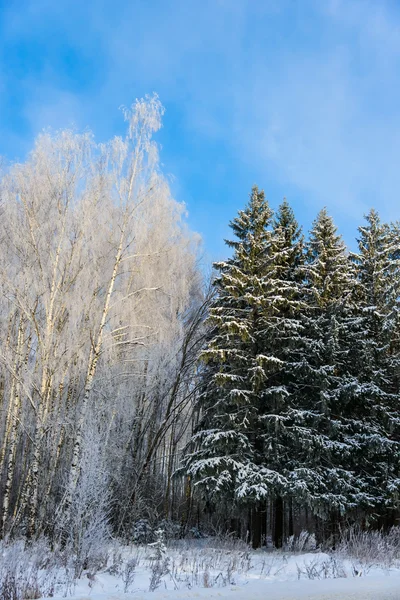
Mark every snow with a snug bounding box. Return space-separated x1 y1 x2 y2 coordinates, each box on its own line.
44 574 400 600
38 546 400 600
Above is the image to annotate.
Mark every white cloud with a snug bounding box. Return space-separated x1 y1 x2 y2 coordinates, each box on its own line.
3 0 400 229
225 0 400 222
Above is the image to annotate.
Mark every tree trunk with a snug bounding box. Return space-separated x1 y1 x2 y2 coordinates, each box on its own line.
1 317 24 537
251 503 263 549
288 497 294 537
65 228 125 517
273 496 284 548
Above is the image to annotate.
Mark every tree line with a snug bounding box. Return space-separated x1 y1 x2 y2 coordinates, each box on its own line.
185 187 400 548
0 97 399 550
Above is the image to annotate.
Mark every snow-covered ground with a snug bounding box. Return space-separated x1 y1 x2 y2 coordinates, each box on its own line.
52 576 400 600
37 544 400 600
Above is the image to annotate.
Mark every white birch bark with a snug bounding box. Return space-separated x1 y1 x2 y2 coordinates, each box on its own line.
1 316 24 536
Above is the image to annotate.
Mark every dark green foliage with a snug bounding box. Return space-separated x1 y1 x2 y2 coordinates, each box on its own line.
349 211 400 518
184 190 305 511
184 191 400 542
289 209 370 516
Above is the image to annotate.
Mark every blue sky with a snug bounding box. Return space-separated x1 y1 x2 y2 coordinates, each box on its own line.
1 0 400 261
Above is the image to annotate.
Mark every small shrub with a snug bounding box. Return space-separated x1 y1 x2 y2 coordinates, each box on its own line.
149 557 170 591
132 519 154 544
122 558 137 593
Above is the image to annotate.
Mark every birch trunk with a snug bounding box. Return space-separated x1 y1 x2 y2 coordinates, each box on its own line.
65 228 125 511
26 192 71 538
1 317 24 537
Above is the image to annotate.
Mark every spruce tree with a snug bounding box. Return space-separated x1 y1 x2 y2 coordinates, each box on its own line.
350 210 400 525
184 190 305 547
183 186 276 546
290 209 365 537
260 199 305 545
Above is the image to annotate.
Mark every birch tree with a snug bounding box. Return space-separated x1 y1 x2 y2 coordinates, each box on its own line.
0 95 204 541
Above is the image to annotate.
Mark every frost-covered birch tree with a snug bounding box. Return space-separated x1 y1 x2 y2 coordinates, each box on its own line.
0 95 204 542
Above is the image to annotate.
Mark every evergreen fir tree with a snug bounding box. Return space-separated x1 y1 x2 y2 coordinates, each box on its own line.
289 209 367 534
349 210 400 524
183 187 276 545
258 199 305 545
184 190 305 547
